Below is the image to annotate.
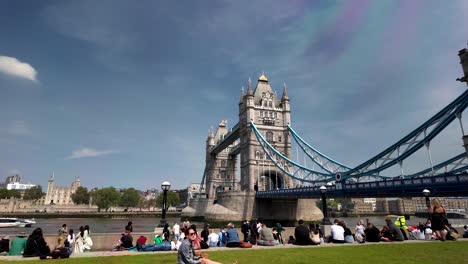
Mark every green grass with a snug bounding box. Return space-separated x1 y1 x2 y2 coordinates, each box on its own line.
6 241 468 264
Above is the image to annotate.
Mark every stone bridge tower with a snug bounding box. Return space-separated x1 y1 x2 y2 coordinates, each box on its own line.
238 74 294 192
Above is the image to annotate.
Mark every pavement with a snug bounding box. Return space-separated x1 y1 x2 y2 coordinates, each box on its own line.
0 238 466 261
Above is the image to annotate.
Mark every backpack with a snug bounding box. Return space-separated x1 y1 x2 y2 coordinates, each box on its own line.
221 232 228 244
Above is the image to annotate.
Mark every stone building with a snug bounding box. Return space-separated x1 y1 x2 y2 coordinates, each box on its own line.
44 176 81 205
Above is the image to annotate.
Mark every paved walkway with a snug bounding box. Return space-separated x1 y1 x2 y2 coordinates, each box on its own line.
1 238 466 261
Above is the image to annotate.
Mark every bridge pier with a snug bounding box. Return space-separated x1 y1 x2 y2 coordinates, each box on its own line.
186 191 324 222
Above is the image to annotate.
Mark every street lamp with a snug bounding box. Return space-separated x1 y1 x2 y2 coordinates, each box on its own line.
320 186 331 225
158 181 171 227
422 189 431 208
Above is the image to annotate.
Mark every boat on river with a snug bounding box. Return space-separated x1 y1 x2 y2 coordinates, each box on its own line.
0 217 36 228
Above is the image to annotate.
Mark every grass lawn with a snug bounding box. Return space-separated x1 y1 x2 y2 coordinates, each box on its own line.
6 241 468 264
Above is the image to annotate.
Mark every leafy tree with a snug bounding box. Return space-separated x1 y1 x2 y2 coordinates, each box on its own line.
71 186 90 205
23 185 45 200
156 190 180 209
316 198 339 211
119 188 140 208
91 187 121 212
0 189 21 199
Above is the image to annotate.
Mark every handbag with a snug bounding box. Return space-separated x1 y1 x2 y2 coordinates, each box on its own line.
449 231 459 239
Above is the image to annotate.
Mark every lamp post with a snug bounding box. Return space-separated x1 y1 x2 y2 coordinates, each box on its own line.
422 189 431 208
320 186 331 225
158 181 171 227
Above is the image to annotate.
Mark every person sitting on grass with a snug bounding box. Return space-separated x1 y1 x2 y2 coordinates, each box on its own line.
178 227 223 264
8 233 27 256
329 219 345 243
225 223 241 248
23 228 51 259
257 223 275 246
364 223 381 242
294 219 311 245
381 218 404 242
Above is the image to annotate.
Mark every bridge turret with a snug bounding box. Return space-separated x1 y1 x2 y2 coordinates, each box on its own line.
457 48 468 86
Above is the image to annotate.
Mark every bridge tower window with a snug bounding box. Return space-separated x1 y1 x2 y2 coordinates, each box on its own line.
266 131 274 142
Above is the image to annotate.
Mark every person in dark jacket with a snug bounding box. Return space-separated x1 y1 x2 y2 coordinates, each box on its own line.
241 220 250 242
23 228 51 258
294 219 311 245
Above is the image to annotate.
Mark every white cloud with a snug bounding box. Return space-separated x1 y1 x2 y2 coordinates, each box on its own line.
65 147 115 160
7 120 32 136
0 55 38 82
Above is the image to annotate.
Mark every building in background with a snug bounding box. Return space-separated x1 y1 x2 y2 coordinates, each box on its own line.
2 175 36 191
44 175 81 205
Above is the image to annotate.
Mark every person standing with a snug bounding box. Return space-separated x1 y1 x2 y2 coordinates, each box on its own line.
173 222 181 241
200 224 210 243
429 199 448 241
275 223 284 244
241 220 250 242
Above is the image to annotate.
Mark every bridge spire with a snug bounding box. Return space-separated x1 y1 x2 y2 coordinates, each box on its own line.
281 82 289 101
239 86 245 104
247 77 254 96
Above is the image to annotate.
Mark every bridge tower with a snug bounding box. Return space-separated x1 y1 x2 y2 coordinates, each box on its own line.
205 120 238 199
238 74 294 192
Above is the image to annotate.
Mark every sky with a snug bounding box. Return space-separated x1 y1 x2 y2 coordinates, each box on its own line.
1 0 468 191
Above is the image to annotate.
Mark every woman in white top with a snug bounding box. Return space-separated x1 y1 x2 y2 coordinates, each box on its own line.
354 220 366 243
74 226 85 253
67 229 75 250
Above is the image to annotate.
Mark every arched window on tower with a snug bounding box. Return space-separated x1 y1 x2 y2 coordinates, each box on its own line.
268 101 272 108
266 131 274 142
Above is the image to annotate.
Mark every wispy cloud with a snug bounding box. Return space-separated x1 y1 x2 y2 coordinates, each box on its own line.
7 120 32 136
0 56 38 82
65 147 116 160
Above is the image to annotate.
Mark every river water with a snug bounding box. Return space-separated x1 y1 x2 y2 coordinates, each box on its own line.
1 216 467 236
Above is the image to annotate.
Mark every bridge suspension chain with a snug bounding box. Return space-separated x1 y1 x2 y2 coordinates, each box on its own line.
251 121 335 185
344 89 468 178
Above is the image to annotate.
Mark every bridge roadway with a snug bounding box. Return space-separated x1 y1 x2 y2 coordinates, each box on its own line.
256 173 468 199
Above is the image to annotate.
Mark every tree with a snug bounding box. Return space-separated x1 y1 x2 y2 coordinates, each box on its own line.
71 186 90 205
91 187 121 212
23 185 45 200
0 189 21 199
119 188 140 208
156 190 180 208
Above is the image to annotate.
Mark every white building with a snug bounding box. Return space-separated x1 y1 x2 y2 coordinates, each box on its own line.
44 175 81 205
3 175 36 190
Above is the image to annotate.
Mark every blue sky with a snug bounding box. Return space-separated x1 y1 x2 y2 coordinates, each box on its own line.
1 0 467 190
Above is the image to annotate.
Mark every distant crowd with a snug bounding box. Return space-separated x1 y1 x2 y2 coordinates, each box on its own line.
0 198 466 262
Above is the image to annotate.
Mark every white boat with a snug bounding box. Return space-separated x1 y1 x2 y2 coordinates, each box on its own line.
0 217 21 228
17 218 36 228
0 217 36 228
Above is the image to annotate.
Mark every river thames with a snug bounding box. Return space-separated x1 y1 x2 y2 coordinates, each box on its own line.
1 216 467 236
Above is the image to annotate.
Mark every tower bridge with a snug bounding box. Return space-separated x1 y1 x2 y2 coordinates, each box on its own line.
185 47 468 222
